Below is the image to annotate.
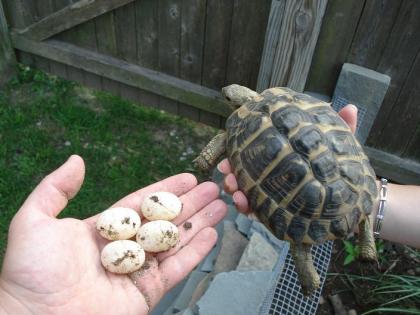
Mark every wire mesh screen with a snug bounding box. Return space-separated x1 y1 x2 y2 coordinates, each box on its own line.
331 95 366 132
262 241 333 315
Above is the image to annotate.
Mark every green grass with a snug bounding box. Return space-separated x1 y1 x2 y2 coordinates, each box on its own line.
0 65 217 261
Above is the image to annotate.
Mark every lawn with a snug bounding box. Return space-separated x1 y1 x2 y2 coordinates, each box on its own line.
0 65 217 260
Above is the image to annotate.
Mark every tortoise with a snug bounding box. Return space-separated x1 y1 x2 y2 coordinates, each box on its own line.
194 84 379 296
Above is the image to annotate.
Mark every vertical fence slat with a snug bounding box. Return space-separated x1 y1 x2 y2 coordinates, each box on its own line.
305 0 366 95
0 0 16 86
135 0 160 109
348 0 401 70
6 0 37 66
201 0 233 91
178 0 206 121
225 0 271 89
95 12 120 95
158 0 181 115
266 0 327 92
368 1 420 154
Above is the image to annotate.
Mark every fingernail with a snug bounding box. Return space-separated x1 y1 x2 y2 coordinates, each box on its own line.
216 161 223 173
349 104 358 112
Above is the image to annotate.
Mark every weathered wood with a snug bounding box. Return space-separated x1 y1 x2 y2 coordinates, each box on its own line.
11 34 231 117
48 0 73 79
226 0 271 88
0 0 16 86
367 1 420 151
158 0 182 114
95 12 120 95
306 0 366 95
201 0 234 90
266 0 328 92
32 0 55 73
135 0 160 109
364 146 420 185
5 0 37 66
256 0 286 92
387 50 420 157
348 0 401 69
178 0 206 121
18 0 135 41
114 2 137 63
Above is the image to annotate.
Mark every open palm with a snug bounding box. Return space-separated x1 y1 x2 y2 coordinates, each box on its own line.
0 155 226 314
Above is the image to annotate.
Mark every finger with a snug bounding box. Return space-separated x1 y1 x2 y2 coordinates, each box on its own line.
233 191 251 214
223 173 238 194
85 173 197 226
338 104 358 134
172 181 220 225
159 227 217 291
217 158 232 174
18 155 85 219
157 199 227 261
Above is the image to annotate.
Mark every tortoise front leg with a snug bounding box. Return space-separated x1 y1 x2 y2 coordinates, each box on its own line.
291 243 320 296
358 217 377 261
193 132 227 171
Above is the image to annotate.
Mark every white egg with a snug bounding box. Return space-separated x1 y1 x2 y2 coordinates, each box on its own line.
101 240 145 274
96 207 141 240
136 220 179 252
141 192 182 221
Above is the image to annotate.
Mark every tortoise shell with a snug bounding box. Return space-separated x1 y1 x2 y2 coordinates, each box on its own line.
225 87 378 245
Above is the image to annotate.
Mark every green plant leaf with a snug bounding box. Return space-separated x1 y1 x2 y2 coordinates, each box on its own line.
344 255 355 265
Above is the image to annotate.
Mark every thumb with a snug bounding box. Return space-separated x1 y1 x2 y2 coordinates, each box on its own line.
18 155 85 219
338 104 358 134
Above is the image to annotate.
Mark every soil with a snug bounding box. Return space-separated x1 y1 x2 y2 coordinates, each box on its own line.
316 238 420 314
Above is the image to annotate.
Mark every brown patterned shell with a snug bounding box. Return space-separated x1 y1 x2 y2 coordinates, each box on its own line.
226 87 378 245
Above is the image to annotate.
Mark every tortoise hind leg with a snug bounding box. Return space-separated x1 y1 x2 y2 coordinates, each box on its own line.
193 132 227 171
291 243 320 296
358 217 377 261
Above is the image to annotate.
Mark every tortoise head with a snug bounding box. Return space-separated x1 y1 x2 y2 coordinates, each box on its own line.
222 84 260 110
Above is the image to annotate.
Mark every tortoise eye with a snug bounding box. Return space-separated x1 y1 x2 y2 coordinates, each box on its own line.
225 96 231 102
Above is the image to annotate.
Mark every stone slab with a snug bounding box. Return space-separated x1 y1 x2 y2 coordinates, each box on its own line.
213 221 249 274
236 231 279 272
197 271 273 315
235 213 253 235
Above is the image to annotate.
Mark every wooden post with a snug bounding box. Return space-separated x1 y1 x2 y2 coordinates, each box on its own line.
257 0 328 92
0 1 16 86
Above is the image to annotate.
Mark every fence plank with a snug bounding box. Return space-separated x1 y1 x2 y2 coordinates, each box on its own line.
10 34 231 117
386 50 420 158
201 0 234 90
135 0 160 109
256 0 286 92
158 0 182 114
95 12 120 95
0 0 16 86
348 0 401 69
364 146 420 185
305 0 366 95
367 1 420 151
267 0 327 92
114 2 137 63
226 0 271 89
18 0 135 41
178 0 206 121
5 0 37 66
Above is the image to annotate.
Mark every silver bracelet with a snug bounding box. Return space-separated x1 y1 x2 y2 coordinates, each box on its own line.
373 178 388 238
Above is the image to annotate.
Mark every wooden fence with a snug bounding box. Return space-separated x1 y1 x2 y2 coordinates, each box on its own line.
1 0 420 184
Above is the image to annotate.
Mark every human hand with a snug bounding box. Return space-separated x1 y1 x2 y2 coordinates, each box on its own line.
0 155 226 315
218 104 358 214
